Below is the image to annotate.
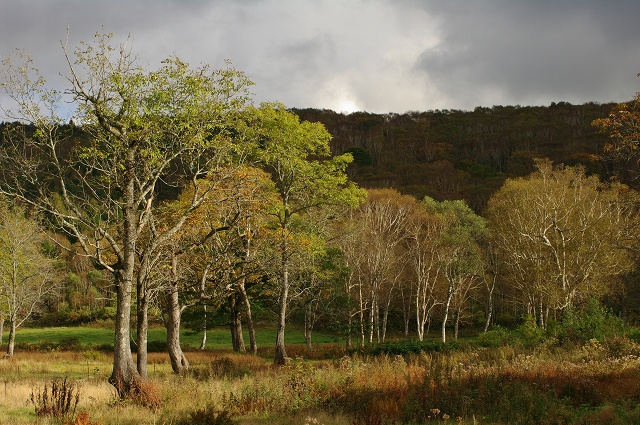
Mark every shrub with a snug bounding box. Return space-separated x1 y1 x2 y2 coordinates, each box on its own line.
59 337 82 351
477 325 514 347
515 315 545 348
558 299 625 344
627 326 640 343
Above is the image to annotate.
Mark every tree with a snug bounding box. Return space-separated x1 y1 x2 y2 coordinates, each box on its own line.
404 201 447 341
0 201 57 357
186 166 277 357
0 34 253 397
336 189 418 344
485 159 634 324
423 197 486 343
593 93 640 185
155 165 274 371
253 103 364 365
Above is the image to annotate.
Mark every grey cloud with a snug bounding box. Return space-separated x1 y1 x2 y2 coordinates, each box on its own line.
2 0 640 114
414 1 640 109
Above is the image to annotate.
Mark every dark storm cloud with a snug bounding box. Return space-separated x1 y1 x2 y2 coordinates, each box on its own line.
1 0 639 114
415 0 640 109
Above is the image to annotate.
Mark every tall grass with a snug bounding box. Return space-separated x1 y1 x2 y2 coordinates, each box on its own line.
1 332 640 424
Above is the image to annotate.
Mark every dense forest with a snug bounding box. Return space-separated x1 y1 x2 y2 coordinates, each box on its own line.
294 102 617 212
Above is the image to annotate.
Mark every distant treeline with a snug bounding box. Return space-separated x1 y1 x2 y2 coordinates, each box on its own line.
294 101 618 212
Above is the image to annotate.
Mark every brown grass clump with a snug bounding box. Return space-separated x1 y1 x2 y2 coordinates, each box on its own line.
30 377 80 420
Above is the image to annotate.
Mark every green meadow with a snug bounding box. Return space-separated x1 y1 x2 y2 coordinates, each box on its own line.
2 325 338 352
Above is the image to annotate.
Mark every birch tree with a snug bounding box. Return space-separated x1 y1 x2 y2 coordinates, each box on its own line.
423 197 486 343
486 159 634 323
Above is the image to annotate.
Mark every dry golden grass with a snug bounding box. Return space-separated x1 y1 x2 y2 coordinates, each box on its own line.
1 343 639 424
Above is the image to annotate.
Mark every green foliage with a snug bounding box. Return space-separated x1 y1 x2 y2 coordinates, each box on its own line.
556 299 626 344
516 314 546 348
628 327 640 343
344 146 373 166
476 325 515 347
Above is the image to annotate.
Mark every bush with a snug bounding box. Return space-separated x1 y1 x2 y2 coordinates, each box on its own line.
477 325 514 347
516 315 546 348
557 299 625 344
627 326 640 343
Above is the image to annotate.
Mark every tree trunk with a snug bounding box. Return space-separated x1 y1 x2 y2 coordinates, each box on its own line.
239 280 257 354
6 319 16 357
375 301 381 343
454 310 460 341
304 300 314 353
441 286 453 344
358 282 365 348
136 287 148 379
401 289 410 337
381 298 391 343
0 315 4 346
368 292 376 344
108 273 139 397
109 156 142 398
274 241 289 365
544 305 550 330
483 287 494 333
166 282 189 374
229 295 246 353
167 253 189 374
199 305 207 350
538 300 545 329
346 313 352 350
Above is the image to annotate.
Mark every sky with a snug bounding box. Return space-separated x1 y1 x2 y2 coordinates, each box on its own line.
1 0 640 115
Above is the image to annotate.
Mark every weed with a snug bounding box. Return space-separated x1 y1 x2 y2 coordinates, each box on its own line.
30 377 80 420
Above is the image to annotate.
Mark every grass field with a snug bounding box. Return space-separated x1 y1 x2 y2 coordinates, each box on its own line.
1 326 640 424
1 324 339 352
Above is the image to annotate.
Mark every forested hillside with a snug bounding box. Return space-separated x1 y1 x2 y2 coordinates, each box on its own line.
294 102 617 212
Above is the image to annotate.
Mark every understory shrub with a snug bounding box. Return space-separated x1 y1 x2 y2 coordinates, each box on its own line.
557 299 625 345
516 314 546 348
477 325 514 347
